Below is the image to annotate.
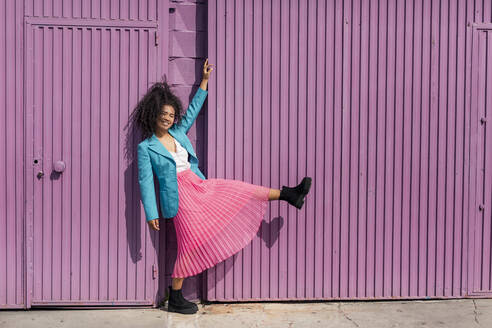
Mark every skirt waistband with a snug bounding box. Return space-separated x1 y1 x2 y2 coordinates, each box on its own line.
177 167 193 177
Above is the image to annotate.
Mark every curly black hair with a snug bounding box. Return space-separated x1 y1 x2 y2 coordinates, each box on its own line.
129 80 184 140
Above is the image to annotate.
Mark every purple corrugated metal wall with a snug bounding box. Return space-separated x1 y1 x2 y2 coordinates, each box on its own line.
206 0 492 301
1 0 492 309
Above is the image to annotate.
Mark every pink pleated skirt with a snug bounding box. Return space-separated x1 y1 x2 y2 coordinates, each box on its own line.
171 168 271 278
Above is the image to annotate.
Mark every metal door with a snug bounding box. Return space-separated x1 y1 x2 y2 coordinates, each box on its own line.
469 25 492 296
25 21 159 306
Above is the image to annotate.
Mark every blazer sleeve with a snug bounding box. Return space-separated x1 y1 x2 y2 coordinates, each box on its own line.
137 143 160 221
177 87 208 134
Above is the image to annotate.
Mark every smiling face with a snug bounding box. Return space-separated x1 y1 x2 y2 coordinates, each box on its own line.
157 104 176 131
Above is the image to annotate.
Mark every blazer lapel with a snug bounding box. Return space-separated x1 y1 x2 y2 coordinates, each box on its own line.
148 128 197 161
149 133 174 160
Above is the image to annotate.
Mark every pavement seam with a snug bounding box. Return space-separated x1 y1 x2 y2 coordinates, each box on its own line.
472 300 481 327
338 303 360 328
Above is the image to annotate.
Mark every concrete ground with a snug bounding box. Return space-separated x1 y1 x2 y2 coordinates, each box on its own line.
1 299 491 328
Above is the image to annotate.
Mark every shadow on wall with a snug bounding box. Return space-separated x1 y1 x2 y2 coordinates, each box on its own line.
122 103 160 267
121 75 164 305
257 217 285 249
210 216 286 288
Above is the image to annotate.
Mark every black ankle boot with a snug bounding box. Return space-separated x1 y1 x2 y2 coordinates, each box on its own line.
279 177 312 209
167 286 198 314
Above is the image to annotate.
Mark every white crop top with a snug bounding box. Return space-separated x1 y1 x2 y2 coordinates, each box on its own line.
169 138 192 172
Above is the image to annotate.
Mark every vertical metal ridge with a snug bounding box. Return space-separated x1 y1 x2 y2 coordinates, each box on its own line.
390 0 397 298
302 0 307 299
142 28 147 300
488 33 492 290
321 0 327 299
362 0 371 299
1 0 5 297
429 0 435 297
449 0 457 297
312 0 320 299
296 0 300 299
330 0 336 299
14 0 22 305
489 32 492 291
450 0 459 296
2 0 5 298
442 0 450 296
417 0 424 297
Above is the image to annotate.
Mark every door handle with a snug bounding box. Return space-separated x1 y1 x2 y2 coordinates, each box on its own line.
53 160 66 173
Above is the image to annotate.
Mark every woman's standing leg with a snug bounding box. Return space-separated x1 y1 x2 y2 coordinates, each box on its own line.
172 277 184 290
168 277 198 314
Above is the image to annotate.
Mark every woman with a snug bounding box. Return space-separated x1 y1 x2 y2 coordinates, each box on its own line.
131 58 312 314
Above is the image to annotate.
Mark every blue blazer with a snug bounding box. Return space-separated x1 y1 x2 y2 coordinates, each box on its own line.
137 87 208 221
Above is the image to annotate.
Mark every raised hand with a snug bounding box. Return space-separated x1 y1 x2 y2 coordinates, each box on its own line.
203 58 214 80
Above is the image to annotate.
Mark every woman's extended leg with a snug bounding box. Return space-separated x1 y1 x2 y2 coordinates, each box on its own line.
274 177 313 209
268 188 281 200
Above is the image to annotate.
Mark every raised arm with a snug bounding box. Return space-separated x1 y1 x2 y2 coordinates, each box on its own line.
137 143 159 221
177 59 214 134
177 84 208 134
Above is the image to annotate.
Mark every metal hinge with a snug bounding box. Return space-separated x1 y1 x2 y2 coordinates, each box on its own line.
479 204 485 212
152 264 158 279
480 117 487 125
154 31 159 46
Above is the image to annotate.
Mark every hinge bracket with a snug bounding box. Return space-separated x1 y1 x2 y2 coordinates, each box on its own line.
152 264 158 279
155 31 159 46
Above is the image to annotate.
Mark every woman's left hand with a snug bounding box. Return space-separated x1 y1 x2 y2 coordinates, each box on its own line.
203 58 214 80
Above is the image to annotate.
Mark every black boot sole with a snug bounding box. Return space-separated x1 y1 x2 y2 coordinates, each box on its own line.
168 303 198 314
294 177 312 209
